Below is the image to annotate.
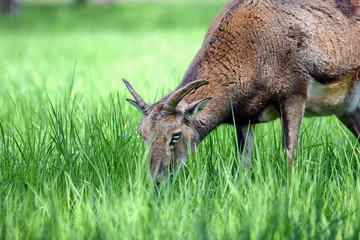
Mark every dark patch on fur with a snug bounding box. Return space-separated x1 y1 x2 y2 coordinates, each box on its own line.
220 81 237 87
309 72 340 85
310 68 360 85
308 5 334 19
228 0 246 12
288 26 307 49
335 0 357 17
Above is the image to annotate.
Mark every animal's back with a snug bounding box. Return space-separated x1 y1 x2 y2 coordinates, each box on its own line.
189 0 360 120
206 0 360 74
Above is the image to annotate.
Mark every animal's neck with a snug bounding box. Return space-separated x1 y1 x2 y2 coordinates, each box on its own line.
180 58 235 140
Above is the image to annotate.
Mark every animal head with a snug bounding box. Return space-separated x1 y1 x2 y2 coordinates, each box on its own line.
123 78 211 182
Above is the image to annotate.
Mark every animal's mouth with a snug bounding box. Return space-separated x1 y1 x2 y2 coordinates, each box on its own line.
152 157 188 184
168 157 188 179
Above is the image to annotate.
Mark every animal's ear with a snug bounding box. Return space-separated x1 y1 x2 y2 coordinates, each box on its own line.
184 97 212 124
126 98 145 114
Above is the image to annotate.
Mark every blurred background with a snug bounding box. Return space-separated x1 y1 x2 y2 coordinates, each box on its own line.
0 0 227 93
1 0 222 15
0 0 227 122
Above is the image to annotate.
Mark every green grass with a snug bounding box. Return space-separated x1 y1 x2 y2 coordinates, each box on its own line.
1 2 359 239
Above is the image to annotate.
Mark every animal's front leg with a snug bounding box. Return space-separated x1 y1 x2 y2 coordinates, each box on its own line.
280 96 305 171
237 124 255 167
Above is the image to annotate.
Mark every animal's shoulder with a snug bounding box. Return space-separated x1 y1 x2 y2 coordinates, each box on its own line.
203 0 247 44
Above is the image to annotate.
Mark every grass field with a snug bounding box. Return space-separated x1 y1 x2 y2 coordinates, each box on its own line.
0 2 359 239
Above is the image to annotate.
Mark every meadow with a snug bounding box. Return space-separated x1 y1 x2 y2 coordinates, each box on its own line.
0 2 359 239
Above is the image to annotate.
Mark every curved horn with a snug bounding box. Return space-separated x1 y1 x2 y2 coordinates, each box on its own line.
122 78 150 112
162 80 209 115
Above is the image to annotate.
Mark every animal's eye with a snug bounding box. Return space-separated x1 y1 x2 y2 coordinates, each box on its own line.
171 131 182 143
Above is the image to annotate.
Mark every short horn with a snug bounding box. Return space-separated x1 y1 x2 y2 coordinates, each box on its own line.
122 78 150 112
162 80 209 115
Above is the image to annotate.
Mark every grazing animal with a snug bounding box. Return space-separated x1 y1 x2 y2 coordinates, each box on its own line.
124 0 360 182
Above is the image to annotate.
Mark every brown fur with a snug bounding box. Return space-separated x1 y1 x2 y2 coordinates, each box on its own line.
125 0 360 182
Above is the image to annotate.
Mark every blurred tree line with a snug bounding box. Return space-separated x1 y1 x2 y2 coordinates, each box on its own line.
0 0 19 14
0 0 113 14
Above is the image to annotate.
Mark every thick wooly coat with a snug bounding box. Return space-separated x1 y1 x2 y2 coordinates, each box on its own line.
125 0 360 181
